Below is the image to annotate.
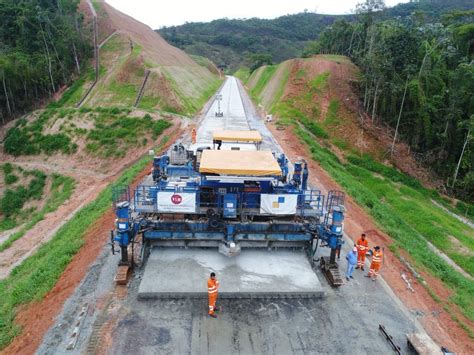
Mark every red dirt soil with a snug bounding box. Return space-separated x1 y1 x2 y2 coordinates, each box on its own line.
1 131 181 355
267 119 474 355
86 0 197 67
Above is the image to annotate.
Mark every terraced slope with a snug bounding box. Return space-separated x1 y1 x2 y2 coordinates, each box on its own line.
65 0 222 115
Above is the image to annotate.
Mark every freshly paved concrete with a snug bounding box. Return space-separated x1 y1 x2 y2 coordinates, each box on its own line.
138 248 324 299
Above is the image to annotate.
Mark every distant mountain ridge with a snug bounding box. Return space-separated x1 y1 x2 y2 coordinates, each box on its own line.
157 0 473 71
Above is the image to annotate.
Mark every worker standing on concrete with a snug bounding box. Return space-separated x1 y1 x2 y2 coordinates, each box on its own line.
366 246 383 281
208 272 220 318
355 233 369 270
345 246 358 281
192 128 197 144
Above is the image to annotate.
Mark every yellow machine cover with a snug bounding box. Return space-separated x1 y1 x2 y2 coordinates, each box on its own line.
212 130 263 142
199 150 282 176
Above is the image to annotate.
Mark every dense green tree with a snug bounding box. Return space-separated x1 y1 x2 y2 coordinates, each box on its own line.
303 1 474 200
0 0 91 121
247 53 273 72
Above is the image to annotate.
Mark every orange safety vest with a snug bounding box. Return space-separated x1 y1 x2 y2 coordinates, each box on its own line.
207 278 219 295
356 238 369 253
372 250 383 265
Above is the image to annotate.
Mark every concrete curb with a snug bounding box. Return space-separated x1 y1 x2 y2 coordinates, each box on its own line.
138 291 325 300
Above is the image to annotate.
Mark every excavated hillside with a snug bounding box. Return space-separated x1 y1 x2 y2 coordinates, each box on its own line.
242 55 474 345
73 0 222 114
246 55 433 185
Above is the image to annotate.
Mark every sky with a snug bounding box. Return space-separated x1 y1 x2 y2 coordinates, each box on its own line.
106 0 411 28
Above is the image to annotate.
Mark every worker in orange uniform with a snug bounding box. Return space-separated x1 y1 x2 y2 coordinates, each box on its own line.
207 272 220 318
366 246 383 281
191 128 197 144
355 233 369 271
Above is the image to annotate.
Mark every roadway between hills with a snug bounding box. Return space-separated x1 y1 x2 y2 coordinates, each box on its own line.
38 76 429 354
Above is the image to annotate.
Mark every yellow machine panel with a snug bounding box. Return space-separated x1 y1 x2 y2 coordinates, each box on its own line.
199 150 281 176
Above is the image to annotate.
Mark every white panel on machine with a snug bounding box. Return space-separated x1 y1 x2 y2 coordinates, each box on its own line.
157 192 196 213
260 194 298 215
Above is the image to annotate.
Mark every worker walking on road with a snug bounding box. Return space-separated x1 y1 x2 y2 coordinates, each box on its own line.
345 246 358 281
208 272 220 318
191 128 197 144
355 233 369 270
366 246 383 281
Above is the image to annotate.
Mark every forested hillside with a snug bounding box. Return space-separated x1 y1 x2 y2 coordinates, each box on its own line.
303 5 474 200
157 0 472 71
158 13 347 71
0 0 90 122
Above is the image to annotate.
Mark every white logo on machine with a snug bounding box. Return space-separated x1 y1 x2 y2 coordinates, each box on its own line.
171 194 183 205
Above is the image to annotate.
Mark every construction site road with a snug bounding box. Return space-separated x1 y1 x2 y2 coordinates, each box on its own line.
38 76 431 354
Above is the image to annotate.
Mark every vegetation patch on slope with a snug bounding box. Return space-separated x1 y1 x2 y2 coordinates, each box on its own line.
271 67 329 138
248 65 278 102
0 164 75 248
3 108 171 159
234 68 251 83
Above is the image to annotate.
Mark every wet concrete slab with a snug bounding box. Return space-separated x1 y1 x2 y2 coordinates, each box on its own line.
138 248 325 299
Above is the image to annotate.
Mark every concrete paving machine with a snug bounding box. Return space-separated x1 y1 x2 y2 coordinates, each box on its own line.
111 136 345 286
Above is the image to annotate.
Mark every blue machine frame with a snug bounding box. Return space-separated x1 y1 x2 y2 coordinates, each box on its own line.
112 145 345 266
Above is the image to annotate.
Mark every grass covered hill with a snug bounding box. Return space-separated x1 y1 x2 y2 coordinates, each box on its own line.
65 0 222 116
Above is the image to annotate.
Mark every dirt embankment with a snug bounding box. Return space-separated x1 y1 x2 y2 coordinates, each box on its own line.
94 0 195 67
257 56 437 188
77 0 219 112
0 118 180 280
1 129 181 355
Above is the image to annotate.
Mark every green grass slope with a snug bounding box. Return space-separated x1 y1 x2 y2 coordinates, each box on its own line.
55 1 222 116
247 56 474 331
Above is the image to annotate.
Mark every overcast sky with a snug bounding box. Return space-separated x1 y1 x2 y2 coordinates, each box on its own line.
106 0 411 28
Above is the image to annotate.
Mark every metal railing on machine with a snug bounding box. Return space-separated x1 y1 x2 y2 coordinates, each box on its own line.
132 185 325 217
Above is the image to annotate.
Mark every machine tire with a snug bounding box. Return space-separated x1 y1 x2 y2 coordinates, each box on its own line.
209 218 219 229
